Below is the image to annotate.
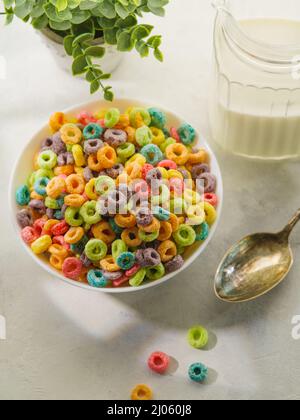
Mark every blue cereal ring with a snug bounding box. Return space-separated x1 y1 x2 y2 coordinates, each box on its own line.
153 206 170 221
178 123 196 145
34 177 50 196
148 108 167 129
83 123 104 140
116 252 135 270
87 269 108 288
109 218 123 235
188 363 208 383
16 185 30 206
140 144 163 166
194 222 209 241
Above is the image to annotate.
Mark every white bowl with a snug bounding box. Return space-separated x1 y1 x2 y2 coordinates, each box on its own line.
9 99 223 293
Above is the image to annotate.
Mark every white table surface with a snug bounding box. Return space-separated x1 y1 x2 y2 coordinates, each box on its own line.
1 0 300 401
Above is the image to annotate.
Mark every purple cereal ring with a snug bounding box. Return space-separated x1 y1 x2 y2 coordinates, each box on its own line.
135 248 161 267
104 129 127 148
29 199 46 215
80 252 93 268
83 167 94 182
177 168 190 180
84 139 104 155
191 164 210 180
46 208 55 219
165 255 185 273
101 270 123 281
41 137 54 151
106 164 124 179
57 152 74 166
198 173 216 193
136 208 153 227
16 209 33 228
51 132 67 155
146 168 163 186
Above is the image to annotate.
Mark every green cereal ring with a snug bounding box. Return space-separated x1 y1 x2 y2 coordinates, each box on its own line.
138 229 159 243
117 142 135 160
188 326 209 349
112 239 128 261
45 197 60 210
146 263 165 281
160 137 176 153
148 108 167 129
129 268 147 287
129 108 151 128
34 168 54 183
105 108 120 128
38 150 57 169
79 200 101 225
140 144 163 166
194 222 209 241
65 207 84 227
173 224 196 247
85 239 108 261
170 197 186 214
178 123 196 145
151 184 170 206
95 176 115 196
176 244 185 255
135 126 153 147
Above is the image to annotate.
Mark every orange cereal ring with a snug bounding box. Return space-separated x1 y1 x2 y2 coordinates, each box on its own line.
169 213 179 232
30 191 44 200
54 165 74 176
131 384 153 401
65 174 85 194
97 145 117 169
64 194 86 208
48 244 68 259
49 112 66 132
188 149 210 165
115 114 130 129
64 227 85 244
91 221 116 244
115 213 137 229
85 178 98 200
88 153 103 172
121 227 142 247
125 126 137 144
50 254 65 270
46 177 66 199
60 123 82 145
158 240 177 263
139 217 160 233
177 216 186 225
158 221 173 241
166 143 189 165
125 162 142 180
100 256 120 272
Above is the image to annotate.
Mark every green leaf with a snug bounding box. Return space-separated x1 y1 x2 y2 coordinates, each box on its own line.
49 19 72 30
56 0 68 13
136 40 149 57
131 25 150 41
32 14 49 30
63 35 75 56
98 0 117 19
104 28 118 45
147 35 162 49
72 54 88 75
90 79 100 94
71 10 91 24
104 89 114 102
117 31 134 52
85 46 106 58
115 2 129 20
154 47 164 62
5 12 14 25
72 33 94 47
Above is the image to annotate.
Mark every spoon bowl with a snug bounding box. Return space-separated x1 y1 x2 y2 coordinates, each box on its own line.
215 210 300 302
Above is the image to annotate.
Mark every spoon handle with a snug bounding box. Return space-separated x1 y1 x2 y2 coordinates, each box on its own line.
281 209 300 239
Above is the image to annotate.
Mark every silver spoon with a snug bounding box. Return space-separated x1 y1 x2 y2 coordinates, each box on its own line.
215 209 300 303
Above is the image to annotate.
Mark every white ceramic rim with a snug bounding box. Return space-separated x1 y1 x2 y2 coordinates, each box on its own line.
9 98 224 293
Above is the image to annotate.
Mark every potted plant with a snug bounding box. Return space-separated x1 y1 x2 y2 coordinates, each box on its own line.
1 0 170 100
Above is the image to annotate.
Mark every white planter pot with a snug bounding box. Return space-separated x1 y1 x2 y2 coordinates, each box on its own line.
39 28 123 76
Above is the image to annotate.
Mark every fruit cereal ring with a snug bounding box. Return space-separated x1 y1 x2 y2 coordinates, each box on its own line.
165 143 189 165
62 257 82 280
131 384 153 401
100 255 120 272
146 263 165 280
158 221 172 241
31 235 52 255
165 255 185 273
65 174 85 194
148 352 170 374
121 227 142 247
158 240 177 263
92 221 116 244
83 123 104 140
60 123 82 145
87 269 108 288
64 227 85 244
188 363 208 383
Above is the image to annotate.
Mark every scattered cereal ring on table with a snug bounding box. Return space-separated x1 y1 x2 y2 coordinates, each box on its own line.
131 384 153 401
15 105 219 288
148 351 170 374
188 363 208 383
188 326 209 349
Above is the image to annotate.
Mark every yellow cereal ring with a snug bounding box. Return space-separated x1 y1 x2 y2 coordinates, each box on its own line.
158 221 173 241
64 194 86 208
72 145 86 167
100 256 120 272
64 227 85 244
204 202 217 225
150 127 165 145
60 123 82 145
48 244 68 259
188 149 210 165
158 240 177 263
131 384 153 401
85 179 98 200
49 112 66 132
31 235 52 255
115 114 130 129
125 162 142 180
125 153 146 167
91 221 116 244
46 177 66 199
168 169 184 180
115 213 137 229
50 254 65 270
121 227 142 247
166 143 189 165
125 126 136 144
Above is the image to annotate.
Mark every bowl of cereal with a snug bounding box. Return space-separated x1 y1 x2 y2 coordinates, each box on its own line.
9 99 223 293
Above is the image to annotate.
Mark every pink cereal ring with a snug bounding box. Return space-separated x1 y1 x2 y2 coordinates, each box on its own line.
158 160 177 170
53 235 70 251
112 275 130 287
62 257 82 280
125 264 140 278
170 127 180 143
21 226 39 244
51 220 69 236
169 178 184 195
141 164 154 180
204 193 218 207
148 351 170 374
77 111 96 126
134 181 150 199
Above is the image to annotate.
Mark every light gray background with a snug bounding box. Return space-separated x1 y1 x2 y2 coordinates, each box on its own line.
1 0 300 400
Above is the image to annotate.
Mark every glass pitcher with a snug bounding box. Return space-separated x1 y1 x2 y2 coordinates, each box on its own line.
210 0 300 160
